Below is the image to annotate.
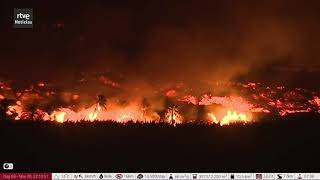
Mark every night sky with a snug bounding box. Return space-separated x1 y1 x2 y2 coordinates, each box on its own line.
1 0 320 88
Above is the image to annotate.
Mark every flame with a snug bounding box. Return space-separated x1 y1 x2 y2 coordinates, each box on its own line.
88 104 101 121
314 96 320 113
88 112 98 121
310 96 320 110
314 96 320 106
1 79 319 126
220 110 248 126
51 111 66 123
117 113 134 122
208 113 219 124
7 102 23 120
39 102 159 123
208 110 251 126
165 105 182 125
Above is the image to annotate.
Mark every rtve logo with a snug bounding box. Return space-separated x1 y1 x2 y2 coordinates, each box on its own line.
17 12 31 20
14 8 33 28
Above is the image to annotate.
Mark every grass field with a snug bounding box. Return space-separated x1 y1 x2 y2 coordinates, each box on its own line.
1 113 320 172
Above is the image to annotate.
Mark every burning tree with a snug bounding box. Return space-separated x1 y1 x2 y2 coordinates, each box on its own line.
165 105 181 126
89 94 108 121
97 95 107 110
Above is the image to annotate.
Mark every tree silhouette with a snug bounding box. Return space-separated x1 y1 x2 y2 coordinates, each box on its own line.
20 104 45 120
0 98 16 121
97 95 107 109
166 104 179 126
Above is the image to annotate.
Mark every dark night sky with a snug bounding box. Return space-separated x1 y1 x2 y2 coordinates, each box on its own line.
1 0 320 87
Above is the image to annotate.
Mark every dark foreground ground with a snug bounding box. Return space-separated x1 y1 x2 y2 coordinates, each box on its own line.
1 113 320 172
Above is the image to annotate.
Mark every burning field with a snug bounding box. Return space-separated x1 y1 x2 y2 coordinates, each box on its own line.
0 78 319 126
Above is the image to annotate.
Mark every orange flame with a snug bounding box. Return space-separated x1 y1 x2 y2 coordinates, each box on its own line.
208 110 251 126
165 105 182 125
1 79 319 126
51 111 66 123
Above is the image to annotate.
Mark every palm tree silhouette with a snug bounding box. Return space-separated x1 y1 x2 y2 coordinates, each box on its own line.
91 95 108 119
166 104 179 126
21 104 45 120
0 98 16 120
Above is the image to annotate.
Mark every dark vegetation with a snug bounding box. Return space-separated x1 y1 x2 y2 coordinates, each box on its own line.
0 113 320 172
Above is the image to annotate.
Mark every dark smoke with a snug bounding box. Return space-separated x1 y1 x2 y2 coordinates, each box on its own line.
1 0 320 92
